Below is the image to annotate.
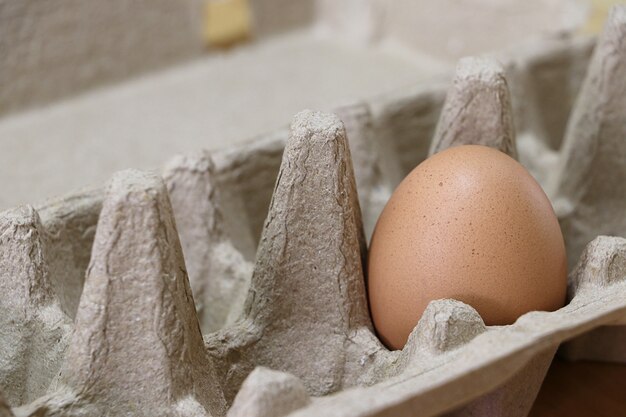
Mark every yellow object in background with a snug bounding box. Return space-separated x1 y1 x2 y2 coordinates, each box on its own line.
204 0 252 47
583 0 625 33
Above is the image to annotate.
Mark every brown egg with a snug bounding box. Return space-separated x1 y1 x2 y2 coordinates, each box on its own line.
367 145 567 350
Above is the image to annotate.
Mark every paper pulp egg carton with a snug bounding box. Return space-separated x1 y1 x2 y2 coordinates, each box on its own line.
1 6 626 417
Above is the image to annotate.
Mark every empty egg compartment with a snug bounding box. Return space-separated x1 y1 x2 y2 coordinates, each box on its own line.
1 5 626 417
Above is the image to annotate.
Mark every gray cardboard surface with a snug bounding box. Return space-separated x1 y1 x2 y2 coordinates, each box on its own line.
1 6 626 417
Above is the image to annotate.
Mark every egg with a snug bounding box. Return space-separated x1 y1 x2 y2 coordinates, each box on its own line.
367 145 567 350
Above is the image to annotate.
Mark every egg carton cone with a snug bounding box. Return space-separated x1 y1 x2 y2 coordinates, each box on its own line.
2 5 626 417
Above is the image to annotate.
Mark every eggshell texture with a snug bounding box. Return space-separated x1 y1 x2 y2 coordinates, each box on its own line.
367 145 567 350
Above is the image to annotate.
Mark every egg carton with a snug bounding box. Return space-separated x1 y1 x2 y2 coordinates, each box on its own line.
1 6 625 417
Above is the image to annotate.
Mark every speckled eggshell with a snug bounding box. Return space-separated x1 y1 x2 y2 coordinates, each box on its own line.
367 145 567 350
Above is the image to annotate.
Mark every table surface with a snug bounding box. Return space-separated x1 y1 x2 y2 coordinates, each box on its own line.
529 358 626 417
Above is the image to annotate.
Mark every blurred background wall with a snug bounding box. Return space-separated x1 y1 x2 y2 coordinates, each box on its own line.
0 0 316 116
0 0 598 117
